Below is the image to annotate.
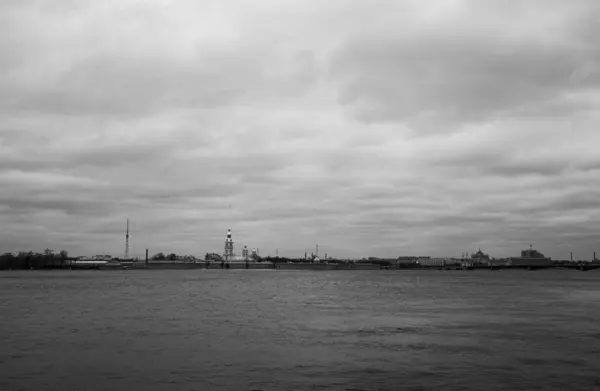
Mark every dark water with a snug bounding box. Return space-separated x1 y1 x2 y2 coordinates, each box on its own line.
1 269 599 391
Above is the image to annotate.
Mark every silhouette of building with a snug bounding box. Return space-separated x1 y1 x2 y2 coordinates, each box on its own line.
224 228 234 261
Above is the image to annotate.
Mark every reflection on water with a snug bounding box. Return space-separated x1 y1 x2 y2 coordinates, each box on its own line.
1 269 599 390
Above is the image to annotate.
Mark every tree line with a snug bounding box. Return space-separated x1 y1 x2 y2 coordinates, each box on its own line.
0 249 70 270
150 252 194 261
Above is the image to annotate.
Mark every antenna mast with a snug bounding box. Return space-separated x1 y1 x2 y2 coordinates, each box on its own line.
125 219 130 259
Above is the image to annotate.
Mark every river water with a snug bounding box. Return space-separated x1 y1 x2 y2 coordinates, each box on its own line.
1 269 599 390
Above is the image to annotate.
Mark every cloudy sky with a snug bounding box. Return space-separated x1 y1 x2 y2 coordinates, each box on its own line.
1 0 599 260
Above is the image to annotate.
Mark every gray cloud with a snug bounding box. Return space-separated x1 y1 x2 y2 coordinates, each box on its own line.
330 1 600 130
1 0 599 260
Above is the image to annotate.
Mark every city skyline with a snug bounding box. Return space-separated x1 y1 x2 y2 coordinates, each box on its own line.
1 0 599 260
2 224 596 262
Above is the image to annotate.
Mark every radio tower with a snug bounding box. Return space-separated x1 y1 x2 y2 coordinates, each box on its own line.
124 219 130 259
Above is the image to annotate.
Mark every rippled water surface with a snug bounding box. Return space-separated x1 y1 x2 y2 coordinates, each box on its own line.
1 269 600 390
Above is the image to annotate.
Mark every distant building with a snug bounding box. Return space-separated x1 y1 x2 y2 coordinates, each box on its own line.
397 256 418 261
92 255 112 261
396 256 418 269
487 258 509 267
471 248 490 263
417 257 446 267
508 246 552 267
520 247 548 259
224 228 234 261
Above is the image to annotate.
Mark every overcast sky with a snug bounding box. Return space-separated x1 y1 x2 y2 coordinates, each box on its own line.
1 0 599 260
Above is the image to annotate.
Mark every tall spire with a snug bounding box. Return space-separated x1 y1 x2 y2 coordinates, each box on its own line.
224 228 234 261
124 219 130 259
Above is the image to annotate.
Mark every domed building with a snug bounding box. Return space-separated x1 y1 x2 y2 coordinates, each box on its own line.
471 248 490 263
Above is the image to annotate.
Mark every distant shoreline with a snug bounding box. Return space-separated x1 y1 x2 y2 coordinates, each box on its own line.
2 262 599 272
